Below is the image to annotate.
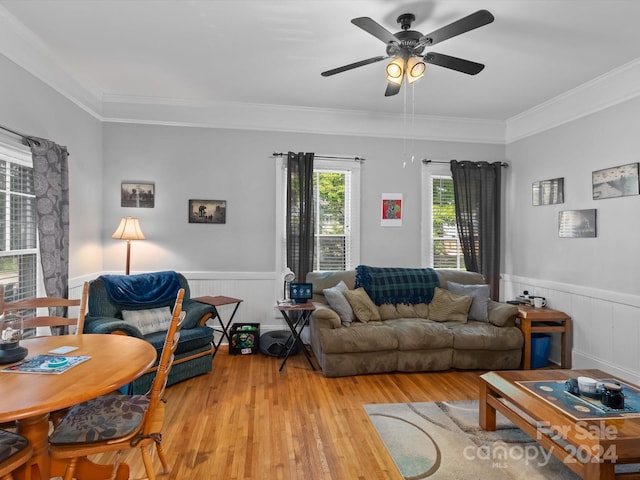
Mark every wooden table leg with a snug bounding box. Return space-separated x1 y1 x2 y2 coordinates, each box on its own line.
582 458 615 480
561 318 572 369
478 378 496 431
14 414 49 480
521 318 532 369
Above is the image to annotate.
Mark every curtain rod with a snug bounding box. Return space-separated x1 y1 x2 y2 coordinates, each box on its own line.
422 159 508 167
0 123 34 144
272 152 365 162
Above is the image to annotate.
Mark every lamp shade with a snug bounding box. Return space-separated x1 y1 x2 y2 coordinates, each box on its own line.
112 217 145 241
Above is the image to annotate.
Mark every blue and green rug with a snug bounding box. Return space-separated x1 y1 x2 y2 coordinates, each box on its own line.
365 400 585 479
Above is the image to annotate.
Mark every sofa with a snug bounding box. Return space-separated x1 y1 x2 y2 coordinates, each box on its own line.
83 271 216 393
307 267 523 377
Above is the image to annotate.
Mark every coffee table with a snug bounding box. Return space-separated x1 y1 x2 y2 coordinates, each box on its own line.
479 369 640 480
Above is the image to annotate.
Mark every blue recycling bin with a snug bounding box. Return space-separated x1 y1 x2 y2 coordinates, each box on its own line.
531 333 551 368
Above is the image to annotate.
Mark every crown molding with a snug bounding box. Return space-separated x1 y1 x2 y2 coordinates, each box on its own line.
506 57 640 143
0 6 103 118
3 5 638 145
101 95 506 144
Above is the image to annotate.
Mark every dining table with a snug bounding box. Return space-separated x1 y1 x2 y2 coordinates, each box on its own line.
0 334 157 480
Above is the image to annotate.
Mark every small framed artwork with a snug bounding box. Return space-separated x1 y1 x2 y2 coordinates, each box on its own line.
189 199 226 224
592 162 639 199
381 193 402 227
559 209 596 238
121 182 155 208
532 177 564 206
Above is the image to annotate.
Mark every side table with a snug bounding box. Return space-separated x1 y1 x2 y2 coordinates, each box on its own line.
193 296 243 357
277 302 316 371
517 304 572 369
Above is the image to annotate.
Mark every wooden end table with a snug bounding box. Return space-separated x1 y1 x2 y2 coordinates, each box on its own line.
193 296 243 357
479 369 640 480
517 304 572 369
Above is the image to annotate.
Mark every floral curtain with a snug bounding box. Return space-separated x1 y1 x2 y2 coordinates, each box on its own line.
450 160 502 300
27 137 70 303
286 151 314 282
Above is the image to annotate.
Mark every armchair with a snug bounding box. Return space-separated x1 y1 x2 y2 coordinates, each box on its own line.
83 271 215 394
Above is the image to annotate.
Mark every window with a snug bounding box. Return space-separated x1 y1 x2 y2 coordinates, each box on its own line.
313 166 359 270
276 157 360 274
422 163 464 269
0 140 37 302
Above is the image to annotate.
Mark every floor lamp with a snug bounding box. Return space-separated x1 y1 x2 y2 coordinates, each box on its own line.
112 217 145 275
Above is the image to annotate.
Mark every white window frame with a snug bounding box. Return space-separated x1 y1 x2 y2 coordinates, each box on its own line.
275 156 361 286
0 136 40 300
421 161 462 268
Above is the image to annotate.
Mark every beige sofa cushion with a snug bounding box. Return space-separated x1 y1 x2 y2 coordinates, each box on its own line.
312 303 342 329
378 304 400 320
428 287 472 323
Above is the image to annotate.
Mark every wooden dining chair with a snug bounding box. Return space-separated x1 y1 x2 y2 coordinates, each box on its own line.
1 282 90 336
0 429 33 480
49 288 186 480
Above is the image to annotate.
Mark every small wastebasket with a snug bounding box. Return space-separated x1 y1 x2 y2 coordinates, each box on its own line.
530 333 551 368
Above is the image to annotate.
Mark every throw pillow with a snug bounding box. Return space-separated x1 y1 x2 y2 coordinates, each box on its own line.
428 287 472 323
323 281 355 326
122 306 173 335
343 288 381 322
447 281 490 322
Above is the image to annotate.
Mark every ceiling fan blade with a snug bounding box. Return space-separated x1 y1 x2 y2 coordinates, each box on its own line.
424 52 485 75
418 9 494 47
351 17 398 44
384 81 401 97
321 55 388 77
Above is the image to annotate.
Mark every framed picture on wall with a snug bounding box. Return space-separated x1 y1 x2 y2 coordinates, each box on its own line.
189 199 226 224
558 209 596 238
592 162 639 199
381 193 402 227
532 177 564 206
121 182 155 208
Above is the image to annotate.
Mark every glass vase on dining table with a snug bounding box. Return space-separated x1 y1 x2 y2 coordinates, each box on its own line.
0 311 28 364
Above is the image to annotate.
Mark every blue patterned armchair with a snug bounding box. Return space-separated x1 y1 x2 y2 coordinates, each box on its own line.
83 271 215 394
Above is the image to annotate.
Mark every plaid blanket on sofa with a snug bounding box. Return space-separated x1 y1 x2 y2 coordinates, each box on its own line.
355 265 440 305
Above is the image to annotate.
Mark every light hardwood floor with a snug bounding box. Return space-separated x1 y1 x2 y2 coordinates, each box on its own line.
93 347 484 479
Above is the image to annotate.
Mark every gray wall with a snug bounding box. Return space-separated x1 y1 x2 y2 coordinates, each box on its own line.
102 123 504 273
0 55 103 279
504 98 640 383
505 97 640 295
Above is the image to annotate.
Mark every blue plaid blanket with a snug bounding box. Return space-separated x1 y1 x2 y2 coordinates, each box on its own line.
355 266 440 305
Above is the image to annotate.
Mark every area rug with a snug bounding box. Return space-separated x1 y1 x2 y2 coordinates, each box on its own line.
364 400 581 480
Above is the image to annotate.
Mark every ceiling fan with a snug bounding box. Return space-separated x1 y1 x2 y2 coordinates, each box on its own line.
321 9 494 96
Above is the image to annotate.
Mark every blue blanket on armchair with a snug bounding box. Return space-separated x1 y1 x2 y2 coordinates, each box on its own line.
101 271 182 307
355 265 440 305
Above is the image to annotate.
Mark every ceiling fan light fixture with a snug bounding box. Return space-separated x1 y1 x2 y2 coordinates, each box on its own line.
386 58 404 85
407 57 426 84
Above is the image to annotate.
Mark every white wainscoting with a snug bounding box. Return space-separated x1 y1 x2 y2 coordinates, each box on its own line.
69 271 289 342
502 274 640 385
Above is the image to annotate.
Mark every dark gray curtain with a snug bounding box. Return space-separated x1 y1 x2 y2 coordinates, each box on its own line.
286 151 314 282
27 137 70 305
450 160 502 300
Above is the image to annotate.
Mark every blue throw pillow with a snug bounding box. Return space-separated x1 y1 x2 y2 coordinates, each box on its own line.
446 281 490 321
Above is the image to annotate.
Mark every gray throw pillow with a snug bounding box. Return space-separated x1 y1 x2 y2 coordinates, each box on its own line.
323 281 355 326
447 281 490 321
